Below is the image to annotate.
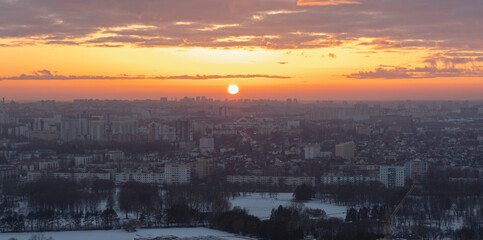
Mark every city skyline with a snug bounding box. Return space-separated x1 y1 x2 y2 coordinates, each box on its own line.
1 2 482 238
1 0 482 101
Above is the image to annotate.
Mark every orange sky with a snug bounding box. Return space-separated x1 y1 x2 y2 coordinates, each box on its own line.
0 0 482 101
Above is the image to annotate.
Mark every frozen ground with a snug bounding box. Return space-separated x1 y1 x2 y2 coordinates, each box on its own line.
0 227 253 240
229 193 347 219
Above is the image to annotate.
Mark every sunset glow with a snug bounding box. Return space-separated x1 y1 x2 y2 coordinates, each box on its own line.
0 0 481 101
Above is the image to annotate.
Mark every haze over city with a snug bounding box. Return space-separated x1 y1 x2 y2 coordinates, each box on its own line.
1 1 483 240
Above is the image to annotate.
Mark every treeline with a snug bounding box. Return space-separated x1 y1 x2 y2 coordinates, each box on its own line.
1 178 385 239
211 205 382 240
344 205 482 240
20 179 108 212
18 140 175 155
315 181 409 206
2 168 482 239
1 178 230 233
1 178 117 232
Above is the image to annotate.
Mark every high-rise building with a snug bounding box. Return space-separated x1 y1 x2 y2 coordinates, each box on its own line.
106 150 125 161
335 141 355 160
147 122 160 141
77 113 91 139
218 106 228 117
60 113 98 142
195 157 214 179
164 163 191 184
176 119 192 141
405 160 429 182
304 143 321 160
379 166 405 188
89 119 106 142
199 137 215 155
60 117 79 142
110 119 138 135
160 123 176 142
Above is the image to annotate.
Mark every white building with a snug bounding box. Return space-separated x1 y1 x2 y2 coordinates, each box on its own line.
38 160 59 170
199 137 215 155
115 172 131 185
321 175 377 185
115 172 164 185
304 144 321 160
133 173 164 185
164 163 191 185
27 171 111 182
106 150 125 161
74 156 94 167
226 175 316 186
379 166 405 188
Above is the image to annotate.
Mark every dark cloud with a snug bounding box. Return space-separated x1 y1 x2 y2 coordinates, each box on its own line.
0 0 481 50
345 66 413 79
346 53 483 79
297 0 361 6
345 64 483 79
0 70 291 81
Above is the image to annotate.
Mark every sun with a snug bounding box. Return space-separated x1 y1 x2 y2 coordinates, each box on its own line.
228 85 239 95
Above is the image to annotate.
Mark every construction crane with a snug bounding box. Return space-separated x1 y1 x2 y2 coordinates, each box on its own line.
383 183 417 239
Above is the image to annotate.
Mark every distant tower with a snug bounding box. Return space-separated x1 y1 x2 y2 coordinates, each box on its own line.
176 119 192 141
219 106 228 117
2 97 4 105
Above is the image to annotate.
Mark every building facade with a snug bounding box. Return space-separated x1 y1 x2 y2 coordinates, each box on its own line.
379 166 405 188
335 141 355 160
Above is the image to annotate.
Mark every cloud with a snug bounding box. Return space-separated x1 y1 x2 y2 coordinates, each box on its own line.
297 0 361 6
0 70 291 81
157 74 291 80
345 66 414 79
34 69 54 76
0 0 481 51
345 64 483 79
345 53 483 79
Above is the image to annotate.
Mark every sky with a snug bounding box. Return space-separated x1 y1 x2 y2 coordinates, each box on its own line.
0 0 482 101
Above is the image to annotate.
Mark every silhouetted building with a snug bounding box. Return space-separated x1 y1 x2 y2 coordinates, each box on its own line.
195 157 214 179
176 119 192 141
405 160 428 182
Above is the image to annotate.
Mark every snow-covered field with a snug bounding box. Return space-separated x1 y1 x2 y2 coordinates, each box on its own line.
0 227 253 240
229 193 347 219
